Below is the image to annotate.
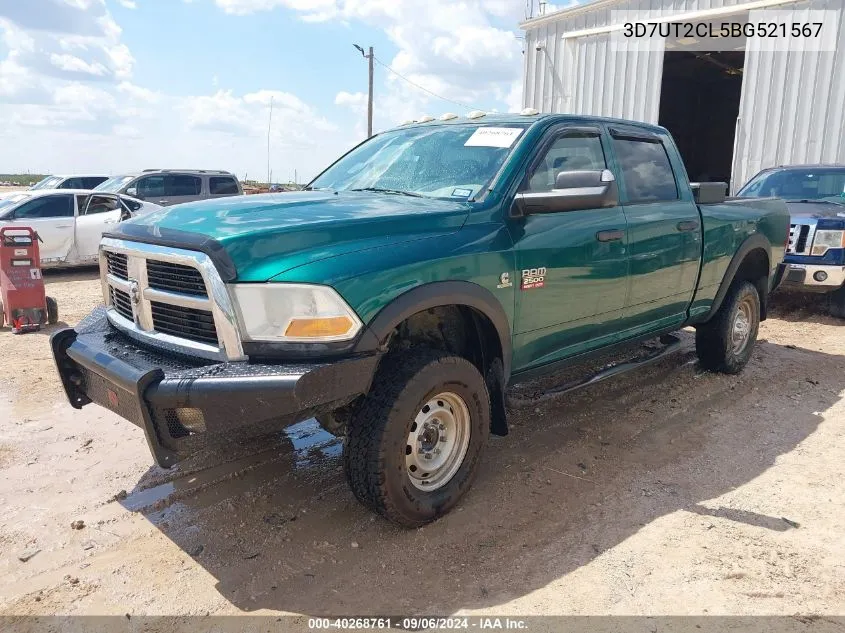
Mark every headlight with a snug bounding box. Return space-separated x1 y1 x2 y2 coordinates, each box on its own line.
811 229 845 256
231 284 363 342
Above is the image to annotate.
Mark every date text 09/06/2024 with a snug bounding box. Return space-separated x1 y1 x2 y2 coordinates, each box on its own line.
308 617 529 630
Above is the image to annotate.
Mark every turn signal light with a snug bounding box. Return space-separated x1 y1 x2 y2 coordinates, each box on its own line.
285 316 355 338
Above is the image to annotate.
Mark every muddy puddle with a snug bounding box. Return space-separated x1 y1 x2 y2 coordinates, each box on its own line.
120 419 343 521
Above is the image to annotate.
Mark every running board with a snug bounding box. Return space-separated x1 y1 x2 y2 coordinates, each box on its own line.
507 333 685 408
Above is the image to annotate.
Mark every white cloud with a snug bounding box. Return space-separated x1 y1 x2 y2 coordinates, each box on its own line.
335 91 367 109
117 81 161 103
198 0 524 128
117 0 138 8
50 53 109 76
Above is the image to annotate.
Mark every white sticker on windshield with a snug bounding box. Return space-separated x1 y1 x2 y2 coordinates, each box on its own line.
464 127 523 148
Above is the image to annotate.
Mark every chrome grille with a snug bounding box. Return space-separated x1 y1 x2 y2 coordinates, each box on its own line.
99 237 244 362
147 260 207 297
106 252 128 280
151 301 218 345
110 287 133 321
787 223 815 254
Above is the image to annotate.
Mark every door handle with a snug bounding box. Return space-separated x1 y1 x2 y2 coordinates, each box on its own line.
596 229 624 242
677 220 700 232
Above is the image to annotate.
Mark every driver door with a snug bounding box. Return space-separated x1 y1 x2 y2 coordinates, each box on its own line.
74 194 123 263
8 194 76 263
511 125 629 372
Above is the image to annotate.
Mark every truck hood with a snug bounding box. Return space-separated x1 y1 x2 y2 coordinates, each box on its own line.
786 200 845 221
117 191 471 281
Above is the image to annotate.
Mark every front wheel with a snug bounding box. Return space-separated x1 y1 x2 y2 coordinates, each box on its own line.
343 349 490 527
695 280 761 374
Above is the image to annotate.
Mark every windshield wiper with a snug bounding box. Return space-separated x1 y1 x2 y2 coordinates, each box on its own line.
350 187 425 198
788 199 844 204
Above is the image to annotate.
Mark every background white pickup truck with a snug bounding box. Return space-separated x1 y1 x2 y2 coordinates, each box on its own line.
0 189 160 267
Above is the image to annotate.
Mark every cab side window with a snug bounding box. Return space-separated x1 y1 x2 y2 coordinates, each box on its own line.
136 175 165 198
82 177 108 189
165 175 202 196
611 137 678 203
60 178 84 189
527 134 607 193
14 195 74 219
209 176 239 195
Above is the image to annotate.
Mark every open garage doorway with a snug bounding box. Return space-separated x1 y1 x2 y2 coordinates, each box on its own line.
658 51 745 188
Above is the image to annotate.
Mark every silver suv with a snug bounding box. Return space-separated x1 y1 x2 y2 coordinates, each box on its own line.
94 169 243 206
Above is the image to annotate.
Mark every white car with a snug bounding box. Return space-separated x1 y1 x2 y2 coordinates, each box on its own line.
29 174 110 191
0 189 160 267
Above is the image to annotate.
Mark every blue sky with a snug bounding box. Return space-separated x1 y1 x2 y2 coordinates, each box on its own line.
0 0 564 182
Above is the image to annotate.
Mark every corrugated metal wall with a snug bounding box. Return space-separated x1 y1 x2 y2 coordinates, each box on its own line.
733 0 845 189
522 0 845 189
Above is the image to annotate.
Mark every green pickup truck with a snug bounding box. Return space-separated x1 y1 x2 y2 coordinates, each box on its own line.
52 113 789 527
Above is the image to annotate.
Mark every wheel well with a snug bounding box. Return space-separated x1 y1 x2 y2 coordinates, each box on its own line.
385 305 503 376
383 305 508 436
732 248 770 320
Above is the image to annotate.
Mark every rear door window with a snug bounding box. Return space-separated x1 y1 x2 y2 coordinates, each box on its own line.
209 176 239 195
164 175 202 196
611 136 679 203
84 195 121 214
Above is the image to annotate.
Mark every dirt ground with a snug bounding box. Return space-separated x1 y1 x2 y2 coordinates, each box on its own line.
0 268 843 622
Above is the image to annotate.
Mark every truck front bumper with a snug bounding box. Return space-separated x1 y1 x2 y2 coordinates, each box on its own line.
780 263 845 292
51 308 380 468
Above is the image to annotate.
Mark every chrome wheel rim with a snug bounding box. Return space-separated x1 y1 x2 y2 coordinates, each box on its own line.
405 392 471 491
731 297 754 354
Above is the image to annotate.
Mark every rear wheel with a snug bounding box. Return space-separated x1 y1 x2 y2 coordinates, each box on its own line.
343 348 490 527
828 286 845 319
696 280 760 374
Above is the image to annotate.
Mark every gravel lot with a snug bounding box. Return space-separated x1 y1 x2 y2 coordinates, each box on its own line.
0 269 843 621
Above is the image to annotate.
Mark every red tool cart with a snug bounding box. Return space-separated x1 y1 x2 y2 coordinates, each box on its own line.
0 227 58 333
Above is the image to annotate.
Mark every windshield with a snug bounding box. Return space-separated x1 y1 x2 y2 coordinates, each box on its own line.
0 193 31 218
309 123 528 199
95 175 135 193
30 176 62 190
737 167 845 202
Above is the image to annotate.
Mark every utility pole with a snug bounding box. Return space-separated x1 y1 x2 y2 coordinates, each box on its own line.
267 95 274 189
354 44 374 138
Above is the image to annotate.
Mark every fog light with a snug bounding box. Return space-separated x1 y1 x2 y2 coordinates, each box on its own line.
814 271 828 282
175 408 206 433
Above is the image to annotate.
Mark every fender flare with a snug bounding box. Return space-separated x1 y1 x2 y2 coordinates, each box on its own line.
354 281 513 380
694 232 771 324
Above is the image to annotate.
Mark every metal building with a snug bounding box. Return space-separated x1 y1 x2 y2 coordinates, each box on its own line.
520 0 845 191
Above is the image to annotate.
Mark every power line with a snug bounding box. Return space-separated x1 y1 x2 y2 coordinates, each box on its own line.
371 55 482 111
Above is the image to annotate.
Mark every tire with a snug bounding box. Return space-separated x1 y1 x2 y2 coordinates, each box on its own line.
46 296 59 325
343 348 490 527
828 286 845 319
695 280 761 374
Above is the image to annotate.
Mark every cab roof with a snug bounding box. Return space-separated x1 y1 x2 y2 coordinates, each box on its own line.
386 111 668 135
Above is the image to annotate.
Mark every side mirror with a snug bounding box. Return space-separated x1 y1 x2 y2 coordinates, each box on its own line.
513 169 618 216
126 187 141 199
